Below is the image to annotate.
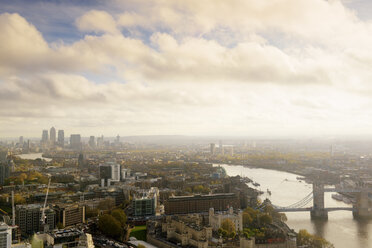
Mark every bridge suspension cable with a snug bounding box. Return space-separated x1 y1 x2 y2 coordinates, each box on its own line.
258 191 313 210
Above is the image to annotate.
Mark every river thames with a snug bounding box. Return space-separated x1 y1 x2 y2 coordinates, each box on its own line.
217 164 372 248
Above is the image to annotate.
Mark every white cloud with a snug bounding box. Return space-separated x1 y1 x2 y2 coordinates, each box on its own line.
76 10 119 34
2 1 372 137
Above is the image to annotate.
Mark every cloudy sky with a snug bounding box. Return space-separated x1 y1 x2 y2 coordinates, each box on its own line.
1 0 372 138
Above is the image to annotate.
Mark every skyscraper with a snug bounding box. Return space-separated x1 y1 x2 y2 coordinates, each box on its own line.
50 127 56 146
41 130 48 143
70 134 81 150
210 143 216 155
219 140 224 155
58 130 64 147
88 136 95 148
19 136 24 146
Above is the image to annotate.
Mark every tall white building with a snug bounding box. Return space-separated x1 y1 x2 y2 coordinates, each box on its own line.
0 223 11 248
110 162 121 182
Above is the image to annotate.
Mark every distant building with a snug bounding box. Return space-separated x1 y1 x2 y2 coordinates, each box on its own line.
110 163 121 182
53 204 85 228
15 204 56 235
99 164 112 187
78 153 86 168
219 140 224 155
96 135 104 148
210 143 216 155
88 136 95 148
70 134 81 151
0 222 11 248
57 130 64 147
50 127 56 146
19 136 24 147
99 162 121 186
165 193 239 215
41 130 48 144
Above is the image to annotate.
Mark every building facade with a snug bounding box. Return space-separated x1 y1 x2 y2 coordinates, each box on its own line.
54 204 85 228
15 204 56 235
70 134 82 150
165 193 239 215
209 207 243 232
0 223 11 248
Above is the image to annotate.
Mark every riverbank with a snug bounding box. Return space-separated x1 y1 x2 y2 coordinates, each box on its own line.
218 163 370 248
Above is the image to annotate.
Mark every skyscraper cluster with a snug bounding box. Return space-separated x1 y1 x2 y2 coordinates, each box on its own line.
41 127 64 148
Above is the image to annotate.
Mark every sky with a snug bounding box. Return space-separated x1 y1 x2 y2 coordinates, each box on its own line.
1 0 372 138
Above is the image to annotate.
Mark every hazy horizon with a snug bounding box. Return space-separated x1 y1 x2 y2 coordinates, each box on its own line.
2 0 372 137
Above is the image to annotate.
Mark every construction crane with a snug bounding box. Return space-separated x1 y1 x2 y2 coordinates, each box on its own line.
40 176 51 231
12 191 15 226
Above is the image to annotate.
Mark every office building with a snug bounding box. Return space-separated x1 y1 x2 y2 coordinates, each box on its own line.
96 135 104 148
133 188 159 216
88 136 95 148
99 162 121 186
15 204 56 235
41 130 48 143
19 136 23 147
57 130 64 147
99 164 112 187
54 204 85 228
0 223 11 248
0 163 9 186
110 163 121 182
70 134 81 151
165 193 239 215
50 127 56 146
210 143 216 155
219 140 224 155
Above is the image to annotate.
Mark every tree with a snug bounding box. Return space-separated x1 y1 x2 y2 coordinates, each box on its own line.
243 212 253 227
14 194 26 204
297 229 334 248
221 219 235 234
111 209 127 228
259 214 272 225
137 245 146 248
98 214 123 240
57 222 64 229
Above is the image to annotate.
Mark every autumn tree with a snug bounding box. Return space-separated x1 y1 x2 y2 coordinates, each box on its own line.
98 214 123 240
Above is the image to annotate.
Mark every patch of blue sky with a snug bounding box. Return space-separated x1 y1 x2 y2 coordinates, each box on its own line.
81 65 124 85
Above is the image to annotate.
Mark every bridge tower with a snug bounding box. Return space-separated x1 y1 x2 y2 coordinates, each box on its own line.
353 190 372 219
311 182 328 219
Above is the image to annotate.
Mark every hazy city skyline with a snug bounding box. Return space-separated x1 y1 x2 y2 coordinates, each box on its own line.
2 0 372 137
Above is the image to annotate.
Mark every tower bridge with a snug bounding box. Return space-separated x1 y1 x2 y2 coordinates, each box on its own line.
262 183 372 220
